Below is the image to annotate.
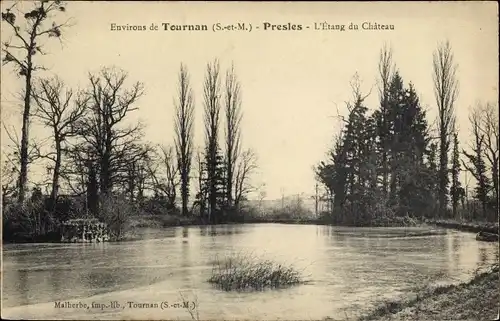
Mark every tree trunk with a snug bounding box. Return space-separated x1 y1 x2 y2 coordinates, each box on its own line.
181 171 189 215
438 136 448 217
50 142 62 210
18 71 33 204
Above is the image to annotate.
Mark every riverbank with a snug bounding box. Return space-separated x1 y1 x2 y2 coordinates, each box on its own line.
8 214 494 243
2 214 427 243
356 264 499 321
426 218 499 234
135 215 424 228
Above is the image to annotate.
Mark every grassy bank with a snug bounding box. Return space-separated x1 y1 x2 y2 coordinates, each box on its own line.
128 214 201 228
355 264 499 321
427 218 499 234
242 214 425 228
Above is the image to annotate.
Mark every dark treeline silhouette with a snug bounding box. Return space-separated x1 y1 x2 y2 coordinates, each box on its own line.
315 44 498 226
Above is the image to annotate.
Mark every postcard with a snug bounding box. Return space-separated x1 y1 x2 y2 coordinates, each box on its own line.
1 1 498 320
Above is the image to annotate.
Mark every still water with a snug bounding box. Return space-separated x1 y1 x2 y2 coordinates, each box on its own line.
2 224 498 320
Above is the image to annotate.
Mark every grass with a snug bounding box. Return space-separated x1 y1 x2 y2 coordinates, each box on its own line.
128 214 199 228
427 218 499 234
356 263 499 321
208 251 305 291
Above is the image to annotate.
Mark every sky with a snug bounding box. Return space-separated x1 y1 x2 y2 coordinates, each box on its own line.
1 1 498 200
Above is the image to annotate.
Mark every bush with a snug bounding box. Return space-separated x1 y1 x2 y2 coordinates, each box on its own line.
2 200 58 242
99 194 134 240
208 252 304 291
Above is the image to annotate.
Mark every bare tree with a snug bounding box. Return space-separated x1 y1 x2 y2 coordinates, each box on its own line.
74 67 145 198
479 102 499 211
1 123 40 197
2 0 71 203
147 145 180 210
432 40 459 216
234 148 258 210
173 63 195 216
31 76 88 208
123 144 153 204
59 143 94 197
203 59 222 222
462 104 490 219
1 156 19 205
223 63 243 209
376 44 395 197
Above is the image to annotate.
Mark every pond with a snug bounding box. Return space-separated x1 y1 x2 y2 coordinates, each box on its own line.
2 224 498 320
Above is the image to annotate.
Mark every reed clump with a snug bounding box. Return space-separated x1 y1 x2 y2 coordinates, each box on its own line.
208 252 304 291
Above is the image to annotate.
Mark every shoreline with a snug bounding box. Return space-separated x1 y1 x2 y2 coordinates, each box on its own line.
425 218 499 234
355 264 499 321
3 216 498 244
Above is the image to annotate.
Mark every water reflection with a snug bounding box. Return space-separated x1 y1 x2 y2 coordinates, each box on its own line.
2 224 498 320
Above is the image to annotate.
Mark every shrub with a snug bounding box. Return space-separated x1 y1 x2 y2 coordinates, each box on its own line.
2 200 58 242
208 252 304 291
99 194 134 240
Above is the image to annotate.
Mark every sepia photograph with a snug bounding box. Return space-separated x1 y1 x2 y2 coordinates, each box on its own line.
1 1 498 320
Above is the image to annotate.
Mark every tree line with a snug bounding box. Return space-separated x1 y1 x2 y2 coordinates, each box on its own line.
316 43 498 225
1 1 258 240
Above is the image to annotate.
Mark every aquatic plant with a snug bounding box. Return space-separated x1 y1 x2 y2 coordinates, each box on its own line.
208 252 304 291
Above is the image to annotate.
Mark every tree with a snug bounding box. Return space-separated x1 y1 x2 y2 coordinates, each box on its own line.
193 147 208 217
375 44 395 197
462 105 490 219
122 144 153 204
148 145 180 211
450 130 463 218
479 102 499 213
86 160 98 215
173 63 195 216
1 123 39 200
2 0 71 203
1 157 18 206
223 64 242 209
73 67 145 201
202 59 222 223
426 142 439 216
31 76 88 209
234 148 258 210
432 40 459 216
317 71 432 224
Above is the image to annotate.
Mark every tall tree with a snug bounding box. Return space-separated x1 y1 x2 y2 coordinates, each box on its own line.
375 44 395 197
318 72 432 224
173 63 195 216
479 102 499 213
31 76 88 209
432 40 459 216
234 148 257 210
450 130 463 219
193 147 208 217
202 59 222 223
462 105 490 219
74 67 145 200
223 63 242 209
2 0 71 203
